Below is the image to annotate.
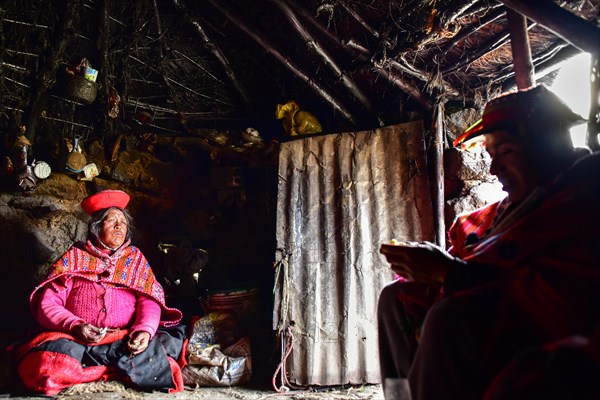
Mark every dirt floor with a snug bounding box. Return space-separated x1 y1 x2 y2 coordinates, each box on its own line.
1 381 384 400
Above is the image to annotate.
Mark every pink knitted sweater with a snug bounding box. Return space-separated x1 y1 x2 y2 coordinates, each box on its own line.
32 240 181 338
36 277 162 338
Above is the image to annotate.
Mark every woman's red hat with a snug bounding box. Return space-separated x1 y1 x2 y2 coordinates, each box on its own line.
81 190 130 215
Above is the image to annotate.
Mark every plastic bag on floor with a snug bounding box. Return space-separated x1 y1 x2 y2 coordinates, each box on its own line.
188 312 238 348
183 336 252 387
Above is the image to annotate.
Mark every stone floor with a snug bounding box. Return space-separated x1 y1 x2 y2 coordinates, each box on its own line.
1 381 384 400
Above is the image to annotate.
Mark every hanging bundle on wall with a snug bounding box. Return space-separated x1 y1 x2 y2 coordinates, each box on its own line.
64 58 98 105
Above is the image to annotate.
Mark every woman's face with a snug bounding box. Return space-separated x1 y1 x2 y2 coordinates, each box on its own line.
99 209 128 249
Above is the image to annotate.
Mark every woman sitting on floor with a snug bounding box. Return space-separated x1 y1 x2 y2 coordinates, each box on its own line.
13 190 185 395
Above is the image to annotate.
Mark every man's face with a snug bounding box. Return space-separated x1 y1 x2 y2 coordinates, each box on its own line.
485 130 538 204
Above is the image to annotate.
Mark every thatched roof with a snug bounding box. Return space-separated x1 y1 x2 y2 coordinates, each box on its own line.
0 0 598 147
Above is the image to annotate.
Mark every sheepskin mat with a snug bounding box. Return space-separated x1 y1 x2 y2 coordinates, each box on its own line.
5 383 384 400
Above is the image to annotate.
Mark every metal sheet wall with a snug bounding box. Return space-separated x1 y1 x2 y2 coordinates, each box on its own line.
273 121 435 386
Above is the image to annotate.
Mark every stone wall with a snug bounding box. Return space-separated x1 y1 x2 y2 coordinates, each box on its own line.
443 108 505 245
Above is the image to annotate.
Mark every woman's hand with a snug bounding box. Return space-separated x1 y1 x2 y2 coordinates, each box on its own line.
72 323 107 343
127 331 151 356
380 241 464 283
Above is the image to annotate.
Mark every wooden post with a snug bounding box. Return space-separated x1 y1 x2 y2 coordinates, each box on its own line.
433 102 446 249
588 55 600 152
506 9 535 89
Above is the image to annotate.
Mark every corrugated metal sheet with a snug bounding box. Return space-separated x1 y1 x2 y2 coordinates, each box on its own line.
273 121 435 386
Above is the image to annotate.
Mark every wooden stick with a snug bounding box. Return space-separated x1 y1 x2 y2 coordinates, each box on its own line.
3 76 30 88
207 0 357 124
437 8 505 55
151 0 181 112
99 0 114 139
24 0 80 142
432 101 446 249
495 45 580 91
152 0 164 59
374 67 432 111
0 12 6 109
390 0 488 57
289 0 443 107
327 1 451 100
165 76 231 105
3 18 51 29
493 41 568 82
5 49 40 57
459 1 503 18
506 9 534 89
443 22 536 75
273 0 381 125
393 58 459 97
41 115 95 129
287 0 376 66
1 62 28 72
170 0 254 116
336 2 390 46
439 0 481 26
290 0 447 101
172 49 223 84
499 0 600 56
588 55 600 151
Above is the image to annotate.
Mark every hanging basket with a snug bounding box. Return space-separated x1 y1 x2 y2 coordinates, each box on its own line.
65 75 98 105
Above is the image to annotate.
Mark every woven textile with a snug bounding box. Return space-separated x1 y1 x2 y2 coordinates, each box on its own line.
31 240 181 327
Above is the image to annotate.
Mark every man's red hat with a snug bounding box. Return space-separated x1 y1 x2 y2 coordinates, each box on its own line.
81 190 130 215
454 84 586 147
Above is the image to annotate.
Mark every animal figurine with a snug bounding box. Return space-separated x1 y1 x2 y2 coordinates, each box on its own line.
275 100 322 136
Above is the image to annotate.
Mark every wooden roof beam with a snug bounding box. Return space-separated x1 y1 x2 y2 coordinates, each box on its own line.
498 0 600 56
273 0 382 126
437 8 506 56
206 0 358 125
443 21 536 75
374 67 432 111
171 0 255 117
333 1 457 98
288 0 440 108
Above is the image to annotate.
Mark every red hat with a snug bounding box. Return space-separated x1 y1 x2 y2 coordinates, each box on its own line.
81 190 130 215
453 84 586 147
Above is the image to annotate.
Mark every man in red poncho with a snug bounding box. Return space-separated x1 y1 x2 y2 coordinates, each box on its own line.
378 84 600 400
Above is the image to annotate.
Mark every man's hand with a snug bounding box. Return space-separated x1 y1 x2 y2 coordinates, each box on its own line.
72 323 107 343
127 331 151 356
380 241 463 283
